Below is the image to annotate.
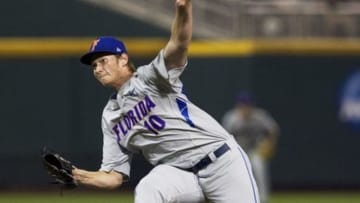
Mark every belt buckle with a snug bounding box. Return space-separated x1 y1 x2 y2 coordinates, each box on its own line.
186 143 229 174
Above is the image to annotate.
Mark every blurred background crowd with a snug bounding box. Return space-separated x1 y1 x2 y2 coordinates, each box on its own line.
84 0 360 38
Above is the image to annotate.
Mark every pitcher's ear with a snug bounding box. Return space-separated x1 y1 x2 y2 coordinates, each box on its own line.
117 53 129 66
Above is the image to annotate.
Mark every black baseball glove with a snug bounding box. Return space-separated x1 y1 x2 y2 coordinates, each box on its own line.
41 147 77 189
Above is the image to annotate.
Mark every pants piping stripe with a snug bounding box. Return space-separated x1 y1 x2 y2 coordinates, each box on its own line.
238 147 259 203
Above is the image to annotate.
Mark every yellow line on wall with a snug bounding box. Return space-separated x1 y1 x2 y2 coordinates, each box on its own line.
0 37 360 58
0 37 166 58
190 39 360 56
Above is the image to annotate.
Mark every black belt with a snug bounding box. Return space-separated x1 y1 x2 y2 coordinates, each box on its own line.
185 143 230 174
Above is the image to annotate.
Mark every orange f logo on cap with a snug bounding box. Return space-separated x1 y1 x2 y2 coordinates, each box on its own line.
90 39 100 51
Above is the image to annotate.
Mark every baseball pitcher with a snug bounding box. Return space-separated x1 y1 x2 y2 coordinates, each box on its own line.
71 1 260 202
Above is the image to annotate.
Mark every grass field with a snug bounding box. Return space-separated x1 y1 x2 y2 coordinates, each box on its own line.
0 191 359 203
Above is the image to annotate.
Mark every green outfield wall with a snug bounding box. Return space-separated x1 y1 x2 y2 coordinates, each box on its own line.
0 48 359 189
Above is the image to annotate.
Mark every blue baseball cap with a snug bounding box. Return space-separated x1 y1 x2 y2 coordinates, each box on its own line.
80 36 127 65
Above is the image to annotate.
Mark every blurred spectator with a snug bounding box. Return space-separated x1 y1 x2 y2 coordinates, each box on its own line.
323 0 357 37
262 16 284 37
339 70 360 130
222 91 280 203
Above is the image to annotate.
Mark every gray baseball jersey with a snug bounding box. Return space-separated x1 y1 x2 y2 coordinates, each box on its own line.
100 50 233 178
222 108 278 153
